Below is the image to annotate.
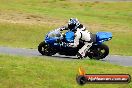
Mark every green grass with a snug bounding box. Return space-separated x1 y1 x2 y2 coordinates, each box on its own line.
0 0 132 55
0 23 54 48
0 54 132 88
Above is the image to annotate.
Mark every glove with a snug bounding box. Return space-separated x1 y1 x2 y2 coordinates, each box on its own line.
60 26 68 31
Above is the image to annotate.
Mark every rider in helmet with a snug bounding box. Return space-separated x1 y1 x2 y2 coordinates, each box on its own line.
68 18 80 31
68 18 93 59
68 18 86 32
47 18 92 58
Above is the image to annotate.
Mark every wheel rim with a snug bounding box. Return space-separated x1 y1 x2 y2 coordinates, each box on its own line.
43 45 48 53
40 44 49 55
88 47 106 59
97 47 105 57
43 44 56 55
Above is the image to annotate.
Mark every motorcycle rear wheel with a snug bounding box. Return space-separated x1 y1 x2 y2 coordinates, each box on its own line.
87 44 109 60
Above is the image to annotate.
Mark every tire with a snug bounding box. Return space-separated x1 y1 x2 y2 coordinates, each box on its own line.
38 42 45 55
38 42 56 56
87 44 109 60
76 75 87 85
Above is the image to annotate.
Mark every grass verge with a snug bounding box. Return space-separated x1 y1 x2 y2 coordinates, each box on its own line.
0 54 132 88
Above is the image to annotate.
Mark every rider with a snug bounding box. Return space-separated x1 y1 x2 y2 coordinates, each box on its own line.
47 18 92 58
67 18 93 59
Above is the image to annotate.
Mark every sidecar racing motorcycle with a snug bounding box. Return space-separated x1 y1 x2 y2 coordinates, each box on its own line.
38 30 112 60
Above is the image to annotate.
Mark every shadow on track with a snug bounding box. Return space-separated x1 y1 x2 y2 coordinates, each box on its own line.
38 54 108 61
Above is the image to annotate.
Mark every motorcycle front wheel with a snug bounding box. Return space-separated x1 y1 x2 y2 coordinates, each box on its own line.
87 44 109 60
38 42 56 56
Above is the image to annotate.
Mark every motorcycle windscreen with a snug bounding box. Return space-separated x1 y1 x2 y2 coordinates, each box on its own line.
96 32 112 42
45 31 61 44
65 31 74 43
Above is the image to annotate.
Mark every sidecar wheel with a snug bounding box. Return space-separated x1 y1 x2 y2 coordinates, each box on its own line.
87 44 109 60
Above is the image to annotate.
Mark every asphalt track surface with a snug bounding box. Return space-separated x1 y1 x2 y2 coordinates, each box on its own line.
0 46 132 66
